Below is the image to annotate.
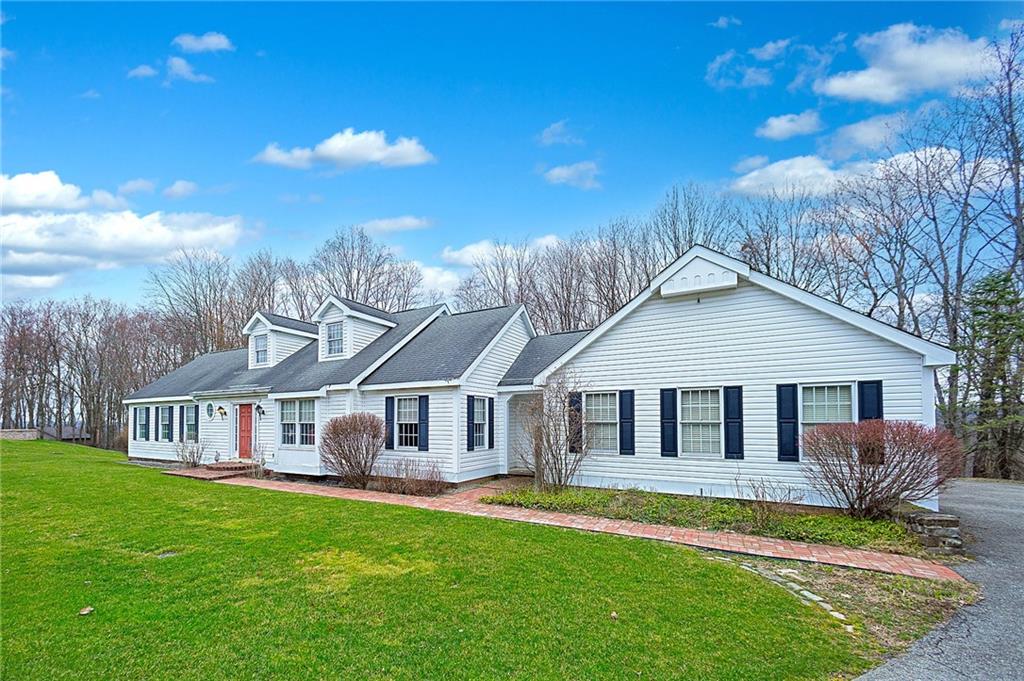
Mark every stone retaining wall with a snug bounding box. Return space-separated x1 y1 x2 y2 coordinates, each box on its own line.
900 510 964 555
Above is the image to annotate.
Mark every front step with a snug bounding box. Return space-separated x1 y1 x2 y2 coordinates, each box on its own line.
163 460 262 480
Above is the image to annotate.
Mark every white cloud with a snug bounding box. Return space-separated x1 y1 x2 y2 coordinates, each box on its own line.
278 193 323 204
1 171 132 211
441 239 496 267
0 47 13 70
163 180 199 199
814 23 991 103
732 155 770 173
441 235 560 267
118 178 156 195
127 64 158 79
706 50 774 89
755 110 823 140
709 16 741 29
538 119 583 146
172 32 235 53
749 39 791 61
357 215 432 233
824 113 905 159
414 262 461 294
543 160 601 190
1 210 243 292
78 89 101 99
999 19 1023 31
166 56 214 84
253 128 435 171
730 155 876 196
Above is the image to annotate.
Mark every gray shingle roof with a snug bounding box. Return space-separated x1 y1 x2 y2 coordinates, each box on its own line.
259 311 318 335
332 297 396 323
362 305 522 385
126 304 444 399
499 330 590 386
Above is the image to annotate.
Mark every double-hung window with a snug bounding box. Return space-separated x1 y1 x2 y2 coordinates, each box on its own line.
280 399 316 446
801 385 853 430
397 397 419 448
254 334 268 365
160 406 172 441
185 406 198 442
326 322 344 356
137 408 148 439
584 392 618 452
679 389 721 454
473 397 487 449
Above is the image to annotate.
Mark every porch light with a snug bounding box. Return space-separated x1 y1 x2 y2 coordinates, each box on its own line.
255 404 266 419
216 406 227 419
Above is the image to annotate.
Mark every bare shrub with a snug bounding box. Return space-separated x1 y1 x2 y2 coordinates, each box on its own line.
319 413 386 489
378 457 449 496
742 476 805 531
515 371 590 490
246 442 269 479
175 438 206 467
803 420 964 519
112 427 129 453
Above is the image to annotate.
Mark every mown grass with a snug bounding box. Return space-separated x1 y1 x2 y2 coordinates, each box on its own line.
0 440 871 680
481 486 922 555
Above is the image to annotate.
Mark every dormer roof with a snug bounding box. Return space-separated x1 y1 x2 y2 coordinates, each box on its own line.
242 311 318 338
310 295 397 327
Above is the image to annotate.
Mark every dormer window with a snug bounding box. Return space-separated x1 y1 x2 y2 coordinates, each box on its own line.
326 322 344 356
254 334 268 365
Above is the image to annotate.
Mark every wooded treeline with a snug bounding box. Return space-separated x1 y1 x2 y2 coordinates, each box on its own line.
2 30 1021 476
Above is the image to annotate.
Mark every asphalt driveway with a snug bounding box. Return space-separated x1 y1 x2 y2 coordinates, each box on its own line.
861 478 1024 680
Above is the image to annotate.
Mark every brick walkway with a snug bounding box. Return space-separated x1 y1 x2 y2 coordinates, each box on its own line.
218 477 964 582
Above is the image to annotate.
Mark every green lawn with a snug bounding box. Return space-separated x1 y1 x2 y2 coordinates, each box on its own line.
482 486 921 555
1 441 871 680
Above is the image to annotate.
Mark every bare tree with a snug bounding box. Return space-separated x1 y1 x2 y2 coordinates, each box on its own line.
515 372 590 490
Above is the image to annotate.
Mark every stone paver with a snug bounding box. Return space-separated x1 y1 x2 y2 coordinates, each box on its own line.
217 477 964 582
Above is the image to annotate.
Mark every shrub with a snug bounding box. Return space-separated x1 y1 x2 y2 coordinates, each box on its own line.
802 420 964 519
175 438 206 467
112 427 129 453
320 413 386 489
378 458 449 496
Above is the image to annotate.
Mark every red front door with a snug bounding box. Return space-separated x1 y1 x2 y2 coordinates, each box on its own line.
238 404 253 459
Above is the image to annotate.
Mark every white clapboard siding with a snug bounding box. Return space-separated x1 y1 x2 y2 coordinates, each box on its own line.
350 317 389 355
556 280 925 504
356 388 458 478
273 332 313 364
458 312 533 479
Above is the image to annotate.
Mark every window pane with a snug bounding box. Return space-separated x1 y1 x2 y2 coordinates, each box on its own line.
254 335 267 350
281 423 296 445
586 423 617 450
299 399 316 423
585 392 617 422
397 397 418 423
474 422 486 448
327 323 344 355
398 422 419 448
474 397 487 423
802 384 852 424
280 400 295 422
680 423 721 454
300 423 316 446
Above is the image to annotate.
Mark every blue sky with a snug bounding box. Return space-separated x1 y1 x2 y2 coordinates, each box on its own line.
2 2 1020 304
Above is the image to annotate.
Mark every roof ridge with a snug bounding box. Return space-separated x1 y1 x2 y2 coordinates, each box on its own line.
260 310 312 323
449 303 521 316
539 328 591 337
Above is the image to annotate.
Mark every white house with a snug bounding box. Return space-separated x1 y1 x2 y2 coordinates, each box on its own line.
124 246 955 508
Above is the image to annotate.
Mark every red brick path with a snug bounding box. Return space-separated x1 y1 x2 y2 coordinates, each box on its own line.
218 477 965 582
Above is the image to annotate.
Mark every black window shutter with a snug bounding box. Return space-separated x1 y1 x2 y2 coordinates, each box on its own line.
418 395 429 451
858 381 883 421
487 397 495 449
168 405 174 443
146 406 152 441
619 390 635 455
777 384 799 461
466 394 475 451
194 404 200 440
724 386 744 460
384 396 394 449
155 406 161 442
568 392 583 454
660 389 677 457
179 405 185 442
133 407 138 441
